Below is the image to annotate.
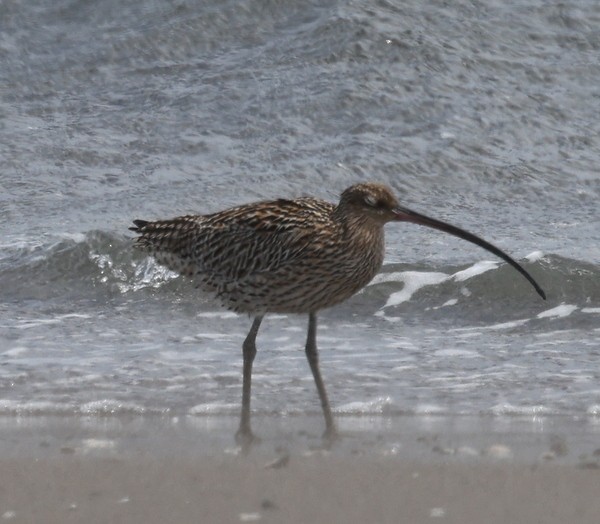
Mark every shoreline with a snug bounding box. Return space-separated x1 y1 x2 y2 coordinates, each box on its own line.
2 413 600 461
2 414 600 523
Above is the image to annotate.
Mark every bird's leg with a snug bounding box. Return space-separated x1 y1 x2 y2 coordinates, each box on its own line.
236 315 263 446
305 312 337 441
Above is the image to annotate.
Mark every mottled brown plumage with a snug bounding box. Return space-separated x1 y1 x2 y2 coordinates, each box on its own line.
130 182 545 445
131 184 397 315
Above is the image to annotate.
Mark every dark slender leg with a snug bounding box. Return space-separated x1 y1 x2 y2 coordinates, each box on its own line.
235 315 263 445
305 312 337 440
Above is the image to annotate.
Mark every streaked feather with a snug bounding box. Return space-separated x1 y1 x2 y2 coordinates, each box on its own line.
130 184 392 314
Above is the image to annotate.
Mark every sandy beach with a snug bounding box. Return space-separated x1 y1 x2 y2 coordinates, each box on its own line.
2 415 600 524
4 454 600 524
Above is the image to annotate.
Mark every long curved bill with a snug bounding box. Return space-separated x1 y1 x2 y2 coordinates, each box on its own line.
392 205 546 300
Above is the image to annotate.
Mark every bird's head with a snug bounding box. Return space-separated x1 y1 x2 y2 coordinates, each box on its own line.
338 183 401 224
337 182 546 300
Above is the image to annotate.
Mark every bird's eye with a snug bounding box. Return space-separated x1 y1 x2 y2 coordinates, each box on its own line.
364 195 378 207
364 195 388 210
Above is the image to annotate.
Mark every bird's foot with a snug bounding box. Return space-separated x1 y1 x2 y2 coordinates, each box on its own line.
235 426 260 451
322 426 339 448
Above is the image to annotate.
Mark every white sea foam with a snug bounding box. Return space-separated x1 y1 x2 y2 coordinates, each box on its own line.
1 346 29 357
525 250 545 262
537 304 578 319
16 318 62 329
381 271 449 308
439 298 458 307
79 400 147 415
484 319 530 330
0 400 75 415
452 260 498 281
122 257 179 292
587 405 600 416
336 396 393 414
370 271 410 285
194 332 237 340
433 348 481 358
490 403 552 416
59 232 87 243
0 237 45 256
376 259 507 311
414 404 445 415
196 311 239 319
189 402 240 415
55 313 91 320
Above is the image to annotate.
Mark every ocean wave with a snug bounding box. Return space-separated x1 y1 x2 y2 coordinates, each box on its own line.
0 398 596 419
0 231 598 323
0 398 158 416
0 231 177 303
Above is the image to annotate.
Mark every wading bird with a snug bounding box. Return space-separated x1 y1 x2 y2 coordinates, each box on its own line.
130 182 545 444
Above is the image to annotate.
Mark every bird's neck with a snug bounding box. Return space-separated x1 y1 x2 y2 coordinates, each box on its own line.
333 208 385 254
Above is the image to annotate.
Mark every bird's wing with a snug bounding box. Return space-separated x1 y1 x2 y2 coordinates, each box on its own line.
131 198 336 279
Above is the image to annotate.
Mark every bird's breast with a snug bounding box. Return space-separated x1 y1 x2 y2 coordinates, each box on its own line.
220 224 385 314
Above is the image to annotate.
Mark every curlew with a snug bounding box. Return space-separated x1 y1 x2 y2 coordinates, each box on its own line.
130 182 545 444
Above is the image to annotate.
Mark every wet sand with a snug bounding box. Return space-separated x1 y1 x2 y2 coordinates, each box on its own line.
2 415 600 524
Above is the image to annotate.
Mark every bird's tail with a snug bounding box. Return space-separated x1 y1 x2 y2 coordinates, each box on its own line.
129 217 199 240
129 219 149 233
129 216 202 276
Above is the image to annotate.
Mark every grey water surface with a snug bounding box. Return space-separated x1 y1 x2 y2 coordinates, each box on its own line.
1 0 599 424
